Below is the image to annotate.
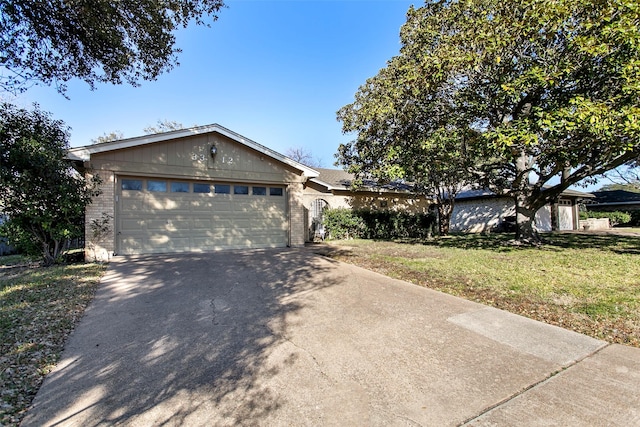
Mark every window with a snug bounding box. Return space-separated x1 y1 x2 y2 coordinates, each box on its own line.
171 182 190 193
252 186 267 196
312 199 328 220
234 185 249 195
121 179 142 191
214 184 230 194
269 187 283 196
147 180 167 192
193 183 211 193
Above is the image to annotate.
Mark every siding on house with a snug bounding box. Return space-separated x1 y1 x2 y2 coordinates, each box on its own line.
450 196 576 233
71 125 316 261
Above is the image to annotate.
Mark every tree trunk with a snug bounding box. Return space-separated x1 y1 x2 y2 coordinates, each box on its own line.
42 241 55 266
514 192 541 244
438 200 453 236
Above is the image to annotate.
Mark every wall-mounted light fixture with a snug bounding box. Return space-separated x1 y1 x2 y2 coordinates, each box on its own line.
210 145 217 160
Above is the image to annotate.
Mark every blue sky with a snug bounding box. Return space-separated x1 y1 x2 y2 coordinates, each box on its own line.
10 0 418 168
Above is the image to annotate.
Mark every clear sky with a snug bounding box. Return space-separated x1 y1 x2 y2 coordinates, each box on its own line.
9 0 418 168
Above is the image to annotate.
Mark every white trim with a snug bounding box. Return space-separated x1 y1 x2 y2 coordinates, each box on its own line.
68 123 319 178
309 177 341 191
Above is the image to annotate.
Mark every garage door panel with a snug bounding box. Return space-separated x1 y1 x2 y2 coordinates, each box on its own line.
192 218 213 230
146 219 170 231
214 201 233 212
211 218 234 229
120 237 144 254
167 219 192 231
118 179 288 254
121 219 145 231
191 199 215 211
121 198 144 212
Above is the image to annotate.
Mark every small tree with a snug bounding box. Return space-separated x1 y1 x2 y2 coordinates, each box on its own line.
88 213 113 262
0 103 100 265
91 131 125 144
285 146 323 168
143 119 187 135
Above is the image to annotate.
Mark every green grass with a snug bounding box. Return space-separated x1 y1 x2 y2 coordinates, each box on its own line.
324 233 640 347
0 256 106 426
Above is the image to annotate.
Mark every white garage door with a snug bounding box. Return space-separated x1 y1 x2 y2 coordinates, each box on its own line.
117 177 288 255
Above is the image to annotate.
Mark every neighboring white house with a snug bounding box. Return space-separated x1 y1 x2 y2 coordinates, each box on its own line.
450 188 595 233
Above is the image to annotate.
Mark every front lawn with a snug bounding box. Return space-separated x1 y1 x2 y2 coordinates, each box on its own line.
0 256 106 426
322 233 640 347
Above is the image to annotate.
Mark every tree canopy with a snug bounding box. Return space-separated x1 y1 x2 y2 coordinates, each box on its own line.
0 0 225 94
0 103 99 264
337 0 640 242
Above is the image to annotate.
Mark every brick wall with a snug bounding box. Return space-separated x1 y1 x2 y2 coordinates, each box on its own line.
288 182 306 247
84 170 115 262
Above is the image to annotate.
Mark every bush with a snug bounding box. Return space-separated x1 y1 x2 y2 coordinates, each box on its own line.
322 208 366 240
323 208 437 240
582 210 633 227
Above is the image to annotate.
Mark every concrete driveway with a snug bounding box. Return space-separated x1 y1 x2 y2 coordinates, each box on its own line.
22 248 640 426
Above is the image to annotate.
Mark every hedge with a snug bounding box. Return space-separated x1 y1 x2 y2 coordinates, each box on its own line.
580 210 633 227
322 208 437 240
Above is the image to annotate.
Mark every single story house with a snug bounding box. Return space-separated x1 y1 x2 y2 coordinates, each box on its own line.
69 124 320 261
70 124 431 261
450 188 595 233
69 124 594 261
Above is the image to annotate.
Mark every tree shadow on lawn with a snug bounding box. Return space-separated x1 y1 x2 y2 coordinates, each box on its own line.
21 248 342 426
541 232 640 254
398 232 640 255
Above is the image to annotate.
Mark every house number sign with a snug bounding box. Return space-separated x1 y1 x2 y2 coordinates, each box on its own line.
191 153 206 162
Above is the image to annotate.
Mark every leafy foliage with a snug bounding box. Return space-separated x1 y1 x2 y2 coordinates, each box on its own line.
580 210 633 227
0 103 100 265
322 208 366 240
0 0 225 94
337 0 640 243
322 208 437 240
87 213 112 262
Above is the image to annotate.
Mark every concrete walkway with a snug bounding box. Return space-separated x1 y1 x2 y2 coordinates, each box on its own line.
22 248 640 426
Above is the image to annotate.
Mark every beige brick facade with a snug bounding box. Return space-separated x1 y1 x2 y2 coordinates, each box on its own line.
84 170 115 262
288 182 306 247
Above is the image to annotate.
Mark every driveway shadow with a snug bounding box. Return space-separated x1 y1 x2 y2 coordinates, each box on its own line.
22 248 341 426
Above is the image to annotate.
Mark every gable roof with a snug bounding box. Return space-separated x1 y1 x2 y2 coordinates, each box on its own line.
311 168 415 193
67 123 319 178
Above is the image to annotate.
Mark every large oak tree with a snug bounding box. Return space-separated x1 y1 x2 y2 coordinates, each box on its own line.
0 0 225 94
337 0 640 242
